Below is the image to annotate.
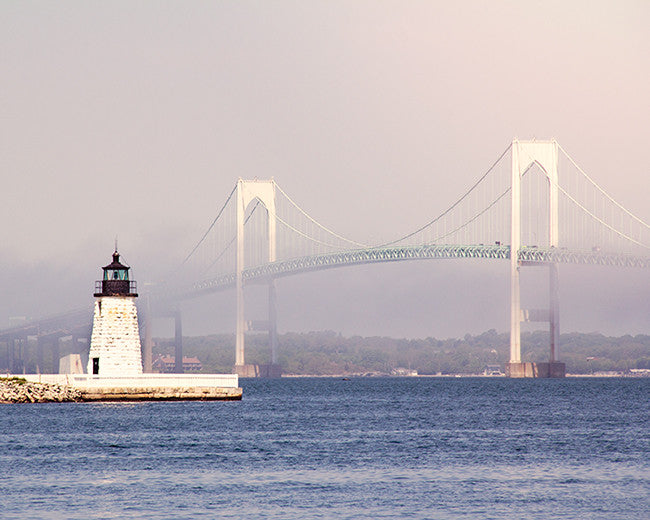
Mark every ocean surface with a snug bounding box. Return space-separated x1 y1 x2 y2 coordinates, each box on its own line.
0 377 648 519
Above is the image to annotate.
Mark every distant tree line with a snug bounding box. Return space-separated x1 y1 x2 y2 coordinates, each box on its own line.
153 329 650 375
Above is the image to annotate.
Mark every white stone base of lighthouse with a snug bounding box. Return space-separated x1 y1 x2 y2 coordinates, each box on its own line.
88 296 143 376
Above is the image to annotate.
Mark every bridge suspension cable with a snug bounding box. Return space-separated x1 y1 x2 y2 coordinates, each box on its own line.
376 143 512 247
548 165 649 250
198 200 262 279
269 207 367 251
274 183 369 248
180 183 237 266
558 144 650 230
429 186 512 244
423 166 539 245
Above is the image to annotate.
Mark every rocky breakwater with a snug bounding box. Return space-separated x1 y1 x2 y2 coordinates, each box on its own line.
0 377 82 403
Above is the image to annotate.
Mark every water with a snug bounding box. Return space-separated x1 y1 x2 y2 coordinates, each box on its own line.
0 377 648 519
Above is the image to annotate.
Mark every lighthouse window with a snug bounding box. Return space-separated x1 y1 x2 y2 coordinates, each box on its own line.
104 270 128 281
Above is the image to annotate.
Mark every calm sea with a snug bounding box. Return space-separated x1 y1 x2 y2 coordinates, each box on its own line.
0 377 648 519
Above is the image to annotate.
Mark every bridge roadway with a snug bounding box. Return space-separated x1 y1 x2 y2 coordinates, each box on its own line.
179 244 650 299
0 307 90 342
1 244 647 339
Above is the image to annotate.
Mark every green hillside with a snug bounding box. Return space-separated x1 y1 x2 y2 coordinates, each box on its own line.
153 330 650 375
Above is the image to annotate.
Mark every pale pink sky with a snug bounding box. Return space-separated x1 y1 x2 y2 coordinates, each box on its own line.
1 1 648 337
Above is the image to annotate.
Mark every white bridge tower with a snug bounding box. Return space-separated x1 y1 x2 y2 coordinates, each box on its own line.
235 179 280 377
508 139 565 377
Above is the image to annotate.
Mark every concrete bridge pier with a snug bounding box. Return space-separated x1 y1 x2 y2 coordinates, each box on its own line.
233 282 282 378
7 338 16 373
506 262 565 378
548 263 560 364
142 314 153 373
10 337 26 374
36 336 45 374
174 309 183 374
52 338 60 373
14 337 29 374
269 279 279 366
34 334 61 374
141 294 154 373
137 307 184 374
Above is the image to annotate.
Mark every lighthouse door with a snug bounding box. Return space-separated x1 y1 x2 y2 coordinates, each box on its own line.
92 357 99 375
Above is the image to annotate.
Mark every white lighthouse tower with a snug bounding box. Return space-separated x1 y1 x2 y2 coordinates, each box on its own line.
87 250 143 376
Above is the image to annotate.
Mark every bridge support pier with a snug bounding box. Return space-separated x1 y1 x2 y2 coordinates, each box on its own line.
11 337 25 374
142 315 153 373
8 338 16 373
506 362 565 378
141 295 153 373
174 309 183 374
549 262 560 363
269 280 278 365
36 336 45 374
233 281 282 378
52 338 60 374
506 262 565 378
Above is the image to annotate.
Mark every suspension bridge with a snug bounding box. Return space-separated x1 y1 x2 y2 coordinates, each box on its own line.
155 138 649 377
2 139 649 376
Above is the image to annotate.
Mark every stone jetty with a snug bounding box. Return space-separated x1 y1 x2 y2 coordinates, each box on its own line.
1 375 242 402
18 374 242 401
0 251 242 403
0 377 82 403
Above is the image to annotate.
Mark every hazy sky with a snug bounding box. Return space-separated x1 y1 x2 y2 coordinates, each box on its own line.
1 1 648 339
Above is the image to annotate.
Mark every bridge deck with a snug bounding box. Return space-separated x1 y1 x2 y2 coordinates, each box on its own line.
1 245 647 335
180 244 649 298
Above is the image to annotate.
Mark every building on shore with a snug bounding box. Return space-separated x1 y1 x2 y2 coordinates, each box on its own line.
153 355 203 373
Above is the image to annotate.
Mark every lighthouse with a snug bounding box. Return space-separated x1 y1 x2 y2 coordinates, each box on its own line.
87 250 143 376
